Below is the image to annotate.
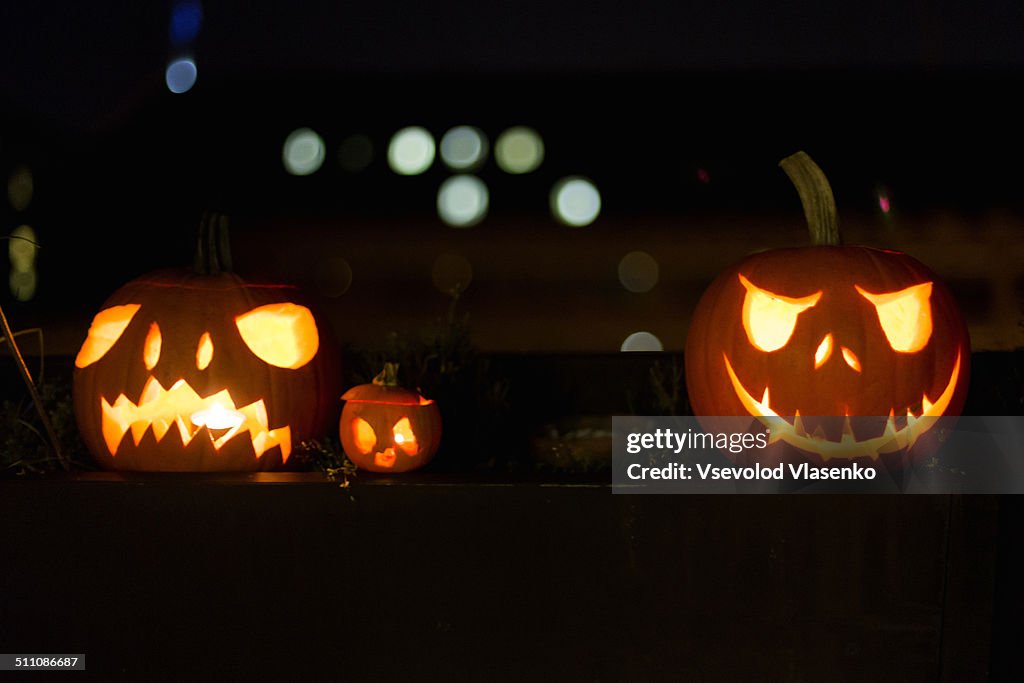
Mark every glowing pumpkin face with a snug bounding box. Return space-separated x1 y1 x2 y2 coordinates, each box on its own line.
687 247 970 461
684 152 970 464
73 269 338 472
340 364 441 473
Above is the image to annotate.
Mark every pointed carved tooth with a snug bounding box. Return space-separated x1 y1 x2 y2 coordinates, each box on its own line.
793 411 806 437
175 416 197 447
883 410 897 437
760 387 770 409
213 423 244 450
140 377 164 406
101 397 131 456
842 415 855 439
152 418 171 442
922 394 933 414
254 400 268 431
812 425 827 441
131 420 151 445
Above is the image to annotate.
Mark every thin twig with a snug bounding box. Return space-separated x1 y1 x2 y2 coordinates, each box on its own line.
0 327 45 383
0 303 67 469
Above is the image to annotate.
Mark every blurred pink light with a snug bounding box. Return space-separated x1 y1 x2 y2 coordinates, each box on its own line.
878 194 891 214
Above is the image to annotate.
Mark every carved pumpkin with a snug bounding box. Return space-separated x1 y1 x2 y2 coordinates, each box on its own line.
340 363 441 472
73 215 338 471
685 152 970 464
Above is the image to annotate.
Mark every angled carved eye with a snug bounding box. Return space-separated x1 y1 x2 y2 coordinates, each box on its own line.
856 282 932 352
739 274 822 352
196 332 214 370
235 303 319 369
143 322 162 370
75 304 141 368
352 417 377 454
392 417 419 455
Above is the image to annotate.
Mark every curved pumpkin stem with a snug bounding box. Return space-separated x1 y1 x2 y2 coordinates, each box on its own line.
779 151 841 246
194 212 234 275
373 362 401 388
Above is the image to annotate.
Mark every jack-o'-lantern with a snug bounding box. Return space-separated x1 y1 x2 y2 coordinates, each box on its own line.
685 152 970 464
73 215 339 471
340 363 441 472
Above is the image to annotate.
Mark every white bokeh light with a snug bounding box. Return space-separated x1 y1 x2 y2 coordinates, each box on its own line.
621 331 663 352
440 126 487 170
283 128 326 176
495 126 543 174
437 175 489 227
388 127 436 175
551 177 601 227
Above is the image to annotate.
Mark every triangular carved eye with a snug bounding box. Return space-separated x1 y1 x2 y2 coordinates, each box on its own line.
235 303 319 369
352 418 376 454
856 282 933 353
75 304 140 368
739 274 821 352
393 417 419 455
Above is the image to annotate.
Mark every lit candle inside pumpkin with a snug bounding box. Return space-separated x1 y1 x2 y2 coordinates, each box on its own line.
191 403 246 431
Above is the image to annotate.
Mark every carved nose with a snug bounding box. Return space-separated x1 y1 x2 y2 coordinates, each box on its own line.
813 333 862 373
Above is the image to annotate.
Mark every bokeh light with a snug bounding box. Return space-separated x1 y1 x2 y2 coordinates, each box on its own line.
9 269 37 302
8 225 37 272
338 134 374 173
170 1 203 45
165 58 197 94
621 331 663 352
437 175 489 227
495 126 544 174
440 126 488 170
7 165 33 212
551 177 601 227
283 128 326 176
315 257 354 298
618 251 659 293
387 127 435 175
431 253 473 294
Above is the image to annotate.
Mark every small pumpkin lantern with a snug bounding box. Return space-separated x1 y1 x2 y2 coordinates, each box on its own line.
685 152 970 464
73 215 339 472
340 363 442 472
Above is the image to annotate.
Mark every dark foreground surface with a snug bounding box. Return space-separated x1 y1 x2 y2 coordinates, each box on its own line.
0 473 1003 681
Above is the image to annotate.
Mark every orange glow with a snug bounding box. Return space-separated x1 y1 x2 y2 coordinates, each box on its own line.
739 274 821 352
353 417 376 454
841 346 862 372
855 282 933 352
190 403 246 431
722 351 962 459
196 332 214 370
100 377 291 461
235 303 319 369
75 304 140 368
143 322 162 370
374 448 397 468
393 417 419 455
814 334 833 369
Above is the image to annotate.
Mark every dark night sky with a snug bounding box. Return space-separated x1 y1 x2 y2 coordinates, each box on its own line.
3 1 1024 129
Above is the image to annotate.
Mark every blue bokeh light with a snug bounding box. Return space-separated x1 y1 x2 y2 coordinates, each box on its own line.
165 58 198 94
170 1 203 45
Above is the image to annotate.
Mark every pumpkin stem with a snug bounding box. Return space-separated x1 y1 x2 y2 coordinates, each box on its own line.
194 212 234 275
373 362 400 387
779 151 841 246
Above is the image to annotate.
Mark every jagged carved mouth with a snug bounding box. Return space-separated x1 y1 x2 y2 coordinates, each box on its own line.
100 376 292 461
723 352 961 460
